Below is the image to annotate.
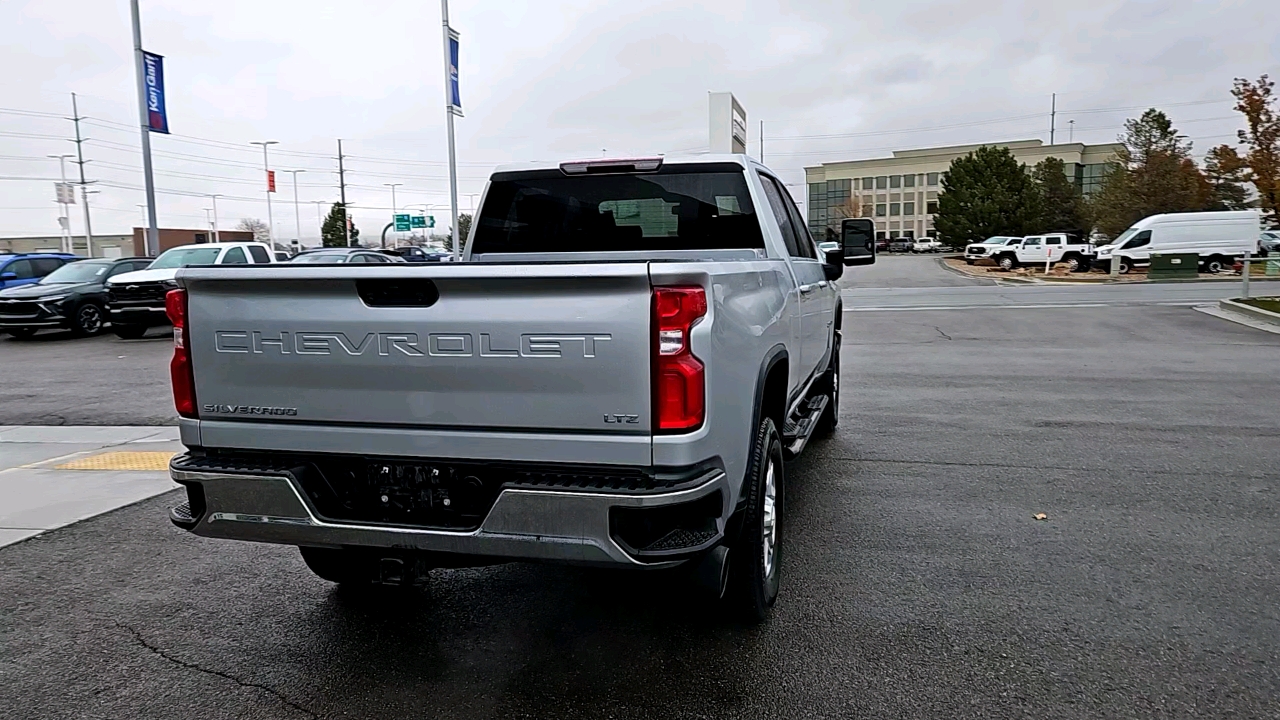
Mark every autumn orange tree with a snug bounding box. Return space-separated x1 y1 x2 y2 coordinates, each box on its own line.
1228 75 1280 225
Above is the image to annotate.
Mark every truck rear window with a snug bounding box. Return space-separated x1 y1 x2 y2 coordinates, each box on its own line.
472 165 764 254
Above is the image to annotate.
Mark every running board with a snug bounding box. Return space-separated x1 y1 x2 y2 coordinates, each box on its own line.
781 395 828 459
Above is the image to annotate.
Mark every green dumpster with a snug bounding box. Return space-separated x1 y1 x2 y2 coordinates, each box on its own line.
1148 252 1198 279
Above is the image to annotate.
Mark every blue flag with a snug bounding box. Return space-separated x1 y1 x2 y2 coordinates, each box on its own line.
448 31 462 115
143 51 169 134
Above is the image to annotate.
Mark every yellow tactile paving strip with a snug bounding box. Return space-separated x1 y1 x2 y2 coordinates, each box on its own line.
56 451 176 471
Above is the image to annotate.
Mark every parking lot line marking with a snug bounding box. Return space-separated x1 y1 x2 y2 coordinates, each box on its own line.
845 303 1111 312
55 451 175 471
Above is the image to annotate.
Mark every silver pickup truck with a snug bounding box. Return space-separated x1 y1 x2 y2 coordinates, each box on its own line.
164 155 875 620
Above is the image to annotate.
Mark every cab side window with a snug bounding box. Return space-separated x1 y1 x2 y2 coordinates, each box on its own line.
758 175 801 257
1023 237 1042 247
220 247 248 264
247 245 271 263
776 180 818 260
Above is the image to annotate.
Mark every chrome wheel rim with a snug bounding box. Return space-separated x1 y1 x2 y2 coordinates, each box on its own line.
761 458 778 578
78 306 102 333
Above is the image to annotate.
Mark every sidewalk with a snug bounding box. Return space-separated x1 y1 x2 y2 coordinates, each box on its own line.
0 426 182 548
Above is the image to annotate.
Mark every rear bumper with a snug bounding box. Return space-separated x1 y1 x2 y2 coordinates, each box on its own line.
170 455 730 567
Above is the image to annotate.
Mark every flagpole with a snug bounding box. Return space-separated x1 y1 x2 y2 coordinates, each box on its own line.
130 0 160 256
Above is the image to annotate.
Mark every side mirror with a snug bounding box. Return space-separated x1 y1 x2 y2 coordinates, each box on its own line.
823 248 844 281
0 272 16 281
841 218 876 266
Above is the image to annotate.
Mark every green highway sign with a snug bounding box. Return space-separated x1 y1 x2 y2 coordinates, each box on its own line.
393 213 411 232
410 214 428 229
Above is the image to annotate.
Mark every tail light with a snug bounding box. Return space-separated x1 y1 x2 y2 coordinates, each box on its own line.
653 286 707 433
165 289 197 419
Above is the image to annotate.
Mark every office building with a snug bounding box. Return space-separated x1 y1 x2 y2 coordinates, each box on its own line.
805 139 1122 240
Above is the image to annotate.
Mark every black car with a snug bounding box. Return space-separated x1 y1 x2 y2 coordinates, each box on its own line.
0 257 153 338
378 246 452 262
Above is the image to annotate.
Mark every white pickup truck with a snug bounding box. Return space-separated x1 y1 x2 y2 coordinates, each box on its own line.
988 233 1094 272
963 236 1022 264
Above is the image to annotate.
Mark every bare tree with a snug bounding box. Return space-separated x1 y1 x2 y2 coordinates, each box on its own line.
236 218 270 243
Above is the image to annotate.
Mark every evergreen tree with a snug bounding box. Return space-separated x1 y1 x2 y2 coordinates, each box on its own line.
1089 109 1210 237
1031 157 1089 233
933 146 1043 246
320 203 359 247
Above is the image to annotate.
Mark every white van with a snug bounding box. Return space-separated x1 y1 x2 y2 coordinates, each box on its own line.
1095 210 1261 274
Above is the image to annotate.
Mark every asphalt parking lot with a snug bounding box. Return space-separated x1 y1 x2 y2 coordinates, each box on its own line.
1 255 1278 718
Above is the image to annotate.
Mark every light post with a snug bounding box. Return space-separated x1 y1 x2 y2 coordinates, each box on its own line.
48 154 74 253
137 204 147 227
209 194 221 242
250 140 278 243
282 170 306 244
203 208 214 238
384 183 403 248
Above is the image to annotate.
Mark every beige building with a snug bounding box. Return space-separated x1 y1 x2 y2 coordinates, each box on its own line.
804 139 1123 240
0 233 133 257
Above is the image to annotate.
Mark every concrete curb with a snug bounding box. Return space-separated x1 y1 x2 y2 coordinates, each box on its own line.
1195 303 1280 336
933 257 1038 284
1220 298 1280 324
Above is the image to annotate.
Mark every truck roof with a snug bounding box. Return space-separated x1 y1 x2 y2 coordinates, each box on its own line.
491 154 760 175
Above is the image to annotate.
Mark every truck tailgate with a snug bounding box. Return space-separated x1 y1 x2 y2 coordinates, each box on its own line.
181 263 653 434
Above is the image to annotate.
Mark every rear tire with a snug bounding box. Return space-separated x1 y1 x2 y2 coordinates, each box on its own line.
1204 256 1225 274
112 324 148 340
724 417 784 623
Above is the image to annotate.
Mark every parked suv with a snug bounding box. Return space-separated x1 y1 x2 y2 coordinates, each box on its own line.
888 238 913 253
289 248 405 264
106 242 274 339
0 253 79 290
990 233 1094 272
0 257 152 338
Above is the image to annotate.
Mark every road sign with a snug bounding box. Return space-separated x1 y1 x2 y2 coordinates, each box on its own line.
267 170 276 193
410 214 426 229
394 213 411 232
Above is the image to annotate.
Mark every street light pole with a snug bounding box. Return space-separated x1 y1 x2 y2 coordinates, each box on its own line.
48 154 74 253
210 194 220 242
203 208 214 236
384 182 402 248
441 0 461 260
250 140 278 244
282 170 306 243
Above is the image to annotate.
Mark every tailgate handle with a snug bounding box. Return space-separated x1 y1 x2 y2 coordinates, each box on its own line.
357 279 440 307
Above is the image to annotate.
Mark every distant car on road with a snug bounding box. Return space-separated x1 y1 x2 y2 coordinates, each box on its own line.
378 246 452 262
888 239 913 254
911 238 943 253
1260 230 1280 256
273 251 291 262
0 257 152 339
289 248 406 264
818 240 840 254
875 239 890 252
106 241 275 339
0 253 79 290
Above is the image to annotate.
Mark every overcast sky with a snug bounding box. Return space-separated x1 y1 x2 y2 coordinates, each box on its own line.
2 0 1276 242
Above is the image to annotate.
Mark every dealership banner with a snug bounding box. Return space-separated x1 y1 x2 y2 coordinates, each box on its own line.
143 51 169 133
448 30 462 115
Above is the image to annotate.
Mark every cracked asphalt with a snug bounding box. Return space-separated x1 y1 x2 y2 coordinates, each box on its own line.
2 256 1278 718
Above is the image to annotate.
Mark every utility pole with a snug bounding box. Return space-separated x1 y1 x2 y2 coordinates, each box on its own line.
441 0 461 260
1068 119 1075 144
70 93 95 257
1049 93 1056 145
251 140 278 244
209 194 220 242
129 0 160 257
337 139 351 246
283 170 306 243
760 120 764 164
383 183 402 249
48 154 74 254
203 208 214 236
137 204 147 226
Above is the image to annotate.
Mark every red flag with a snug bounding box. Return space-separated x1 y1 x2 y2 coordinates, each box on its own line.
267 170 276 193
